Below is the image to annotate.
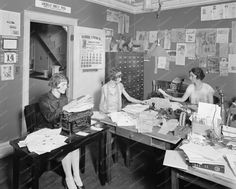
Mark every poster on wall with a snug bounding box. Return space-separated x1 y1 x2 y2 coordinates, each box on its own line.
195 29 216 57
0 64 14 80
0 10 20 36
79 33 105 69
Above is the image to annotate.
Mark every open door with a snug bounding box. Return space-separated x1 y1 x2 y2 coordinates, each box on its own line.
71 26 105 109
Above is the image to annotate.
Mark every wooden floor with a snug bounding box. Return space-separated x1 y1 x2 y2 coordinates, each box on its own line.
38 140 202 189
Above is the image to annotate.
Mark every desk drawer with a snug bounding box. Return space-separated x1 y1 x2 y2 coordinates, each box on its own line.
151 138 170 150
116 128 151 146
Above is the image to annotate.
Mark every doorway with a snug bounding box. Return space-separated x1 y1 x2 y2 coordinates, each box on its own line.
22 10 77 134
29 22 68 104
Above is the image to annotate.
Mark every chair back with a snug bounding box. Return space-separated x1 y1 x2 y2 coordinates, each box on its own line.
24 103 42 133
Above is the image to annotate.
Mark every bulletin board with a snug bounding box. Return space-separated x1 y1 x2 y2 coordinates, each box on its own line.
133 1 236 100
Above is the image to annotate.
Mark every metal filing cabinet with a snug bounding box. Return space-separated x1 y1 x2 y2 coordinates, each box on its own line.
105 52 144 101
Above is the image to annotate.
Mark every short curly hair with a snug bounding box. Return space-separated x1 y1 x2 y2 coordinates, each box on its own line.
108 67 122 81
48 73 69 88
189 67 205 80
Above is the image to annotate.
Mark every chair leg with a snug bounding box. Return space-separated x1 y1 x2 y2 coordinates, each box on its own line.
80 146 86 174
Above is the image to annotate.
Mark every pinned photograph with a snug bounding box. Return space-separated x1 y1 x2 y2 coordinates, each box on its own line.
0 64 14 80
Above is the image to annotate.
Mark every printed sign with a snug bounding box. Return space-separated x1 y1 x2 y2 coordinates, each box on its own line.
35 0 71 13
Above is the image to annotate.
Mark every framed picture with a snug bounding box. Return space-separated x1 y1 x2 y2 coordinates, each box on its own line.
0 64 14 80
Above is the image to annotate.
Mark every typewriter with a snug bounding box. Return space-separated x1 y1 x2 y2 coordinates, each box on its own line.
60 109 93 136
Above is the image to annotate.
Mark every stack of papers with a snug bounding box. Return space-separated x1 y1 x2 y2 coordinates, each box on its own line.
63 95 94 112
180 142 223 164
223 125 236 139
19 128 67 155
122 104 149 115
146 97 171 110
108 111 137 127
136 110 160 133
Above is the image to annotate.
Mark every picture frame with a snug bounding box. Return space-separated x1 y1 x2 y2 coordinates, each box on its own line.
0 64 14 80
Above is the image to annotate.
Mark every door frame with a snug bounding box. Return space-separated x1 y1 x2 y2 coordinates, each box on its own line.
22 10 77 134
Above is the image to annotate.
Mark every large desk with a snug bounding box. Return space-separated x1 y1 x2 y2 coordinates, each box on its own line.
101 118 182 184
10 127 108 189
171 163 236 189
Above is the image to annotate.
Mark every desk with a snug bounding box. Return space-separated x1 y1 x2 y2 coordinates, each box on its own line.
101 118 181 184
171 165 236 189
10 127 108 189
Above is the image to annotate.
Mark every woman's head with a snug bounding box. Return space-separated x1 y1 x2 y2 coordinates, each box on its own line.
189 67 205 81
108 67 122 83
48 73 69 93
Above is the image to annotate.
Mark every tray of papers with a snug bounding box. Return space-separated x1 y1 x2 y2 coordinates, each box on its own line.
60 109 93 136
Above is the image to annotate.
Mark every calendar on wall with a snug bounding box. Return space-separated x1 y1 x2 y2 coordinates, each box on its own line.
80 33 104 69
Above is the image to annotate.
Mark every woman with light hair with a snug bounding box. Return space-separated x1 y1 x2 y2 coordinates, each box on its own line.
99 67 144 113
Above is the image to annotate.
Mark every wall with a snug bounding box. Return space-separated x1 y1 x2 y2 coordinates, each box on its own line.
0 0 135 144
133 3 236 101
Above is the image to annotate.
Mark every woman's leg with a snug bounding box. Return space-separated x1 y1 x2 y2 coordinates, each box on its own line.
62 153 77 189
71 149 83 186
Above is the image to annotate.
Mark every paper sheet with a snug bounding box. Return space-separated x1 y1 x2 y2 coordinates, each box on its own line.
158 119 178 135
163 150 188 170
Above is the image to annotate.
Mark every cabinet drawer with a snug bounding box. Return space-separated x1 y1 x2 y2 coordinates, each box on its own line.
116 128 151 146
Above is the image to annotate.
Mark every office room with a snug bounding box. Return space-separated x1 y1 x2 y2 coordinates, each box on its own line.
0 0 236 188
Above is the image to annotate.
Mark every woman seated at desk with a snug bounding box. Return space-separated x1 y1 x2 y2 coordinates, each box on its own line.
163 67 215 109
99 67 144 113
39 73 84 189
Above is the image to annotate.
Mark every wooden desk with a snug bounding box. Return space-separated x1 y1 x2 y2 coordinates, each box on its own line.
171 165 236 189
101 118 181 184
10 127 108 189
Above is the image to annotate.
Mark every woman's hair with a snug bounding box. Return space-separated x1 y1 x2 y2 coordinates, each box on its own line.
189 67 205 80
48 73 69 88
108 67 121 81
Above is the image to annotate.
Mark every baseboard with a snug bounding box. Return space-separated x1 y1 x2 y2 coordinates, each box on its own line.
0 142 13 159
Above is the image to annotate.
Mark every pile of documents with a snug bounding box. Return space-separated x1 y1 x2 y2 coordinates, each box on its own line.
18 128 67 155
122 104 149 115
108 111 137 127
180 142 226 173
136 110 161 133
63 95 94 112
223 125 236 139
146 97 171 110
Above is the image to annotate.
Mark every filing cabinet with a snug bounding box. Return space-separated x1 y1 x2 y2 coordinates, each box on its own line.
105 52 144 100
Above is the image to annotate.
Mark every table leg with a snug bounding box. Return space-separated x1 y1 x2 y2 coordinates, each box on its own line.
125 140 131 167
112 135 118 163
171 169 179 189
80 146 85 174
98 131 106 185
106 128 112 183
12 151 19 189
31 159 40 189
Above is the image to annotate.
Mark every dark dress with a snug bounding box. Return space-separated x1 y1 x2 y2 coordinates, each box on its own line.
38 91 68 129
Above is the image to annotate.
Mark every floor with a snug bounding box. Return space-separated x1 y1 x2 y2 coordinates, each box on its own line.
38 139 202 189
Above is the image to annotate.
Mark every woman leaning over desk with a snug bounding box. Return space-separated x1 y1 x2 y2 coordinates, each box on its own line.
99 67 144 113
164 67 215 105
39 73 84 189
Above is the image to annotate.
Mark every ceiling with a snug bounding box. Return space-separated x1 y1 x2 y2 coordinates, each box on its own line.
85 0 233 14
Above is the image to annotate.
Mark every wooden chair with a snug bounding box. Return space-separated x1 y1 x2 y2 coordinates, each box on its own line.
23 103 86 186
